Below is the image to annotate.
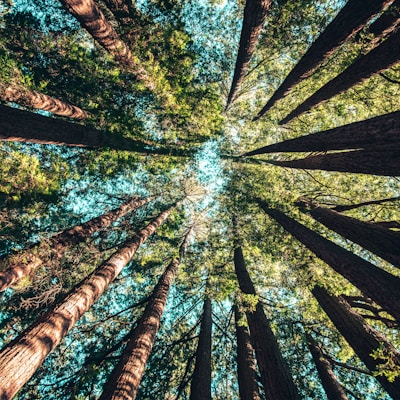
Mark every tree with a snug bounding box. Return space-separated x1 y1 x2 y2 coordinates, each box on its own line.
331 196 400 212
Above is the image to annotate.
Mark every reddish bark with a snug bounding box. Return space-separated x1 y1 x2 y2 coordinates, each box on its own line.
368 0 400 45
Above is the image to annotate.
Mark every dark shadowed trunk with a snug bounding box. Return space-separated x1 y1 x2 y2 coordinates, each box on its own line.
254 0 394 119
312 285 400 399
234 245 300 400
258 201 400 322
0 195 154 291
190 297 212 400
332 196 400 212
0 202 180 400
226 0 271 108
280 29 400 124
305 332 349 400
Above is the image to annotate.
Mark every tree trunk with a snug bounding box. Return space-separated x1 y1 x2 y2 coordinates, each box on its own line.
226 0 271 108
0 195 154 291
258 202 400 322
368 0 400 45
244 110 400 156
0 202 179 399
305 332 349 400
280 29 400 125
297 197 400 267
332 196 400 212
254 0 394 120
312 285 400 399
267 145 400 176
190 297 212 400
234 304 261 400
234 245 300 400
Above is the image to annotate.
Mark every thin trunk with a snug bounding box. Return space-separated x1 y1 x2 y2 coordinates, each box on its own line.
368 0 400 45
280 29 400 125
297 197 400 267
190 297 212 400
234 305 261 400
258 201 400 322
244 110 400 156
254 0 394 120
305 332 349 400
226 0 271 108
0 195 154 291
312 285 400 399
0 202 179 399
267 145 400 176
234 245 300 400
332 196 400 212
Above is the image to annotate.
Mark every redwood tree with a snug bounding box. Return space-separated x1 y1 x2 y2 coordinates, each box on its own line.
332 196 400 212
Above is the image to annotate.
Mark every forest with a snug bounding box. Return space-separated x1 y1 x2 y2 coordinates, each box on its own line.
0 0 400 398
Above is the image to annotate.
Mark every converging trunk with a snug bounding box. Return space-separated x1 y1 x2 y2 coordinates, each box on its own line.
331 196 400 212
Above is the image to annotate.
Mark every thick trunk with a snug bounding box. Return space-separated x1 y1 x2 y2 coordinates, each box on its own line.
280 29 400 125
332 196 400 212
190 298 212 400
234 246 300 400
258 202 400 322
312 285 400 399
0 196 154 291
226 0 271 108
234 305 261 400
0 203 178 399
255 0 394 119
244 110 400 156
268 145 400 176
368 0 400 45
305 332 349 400
297 197 400 267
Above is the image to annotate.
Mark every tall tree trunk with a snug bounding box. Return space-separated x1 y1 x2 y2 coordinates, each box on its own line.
305 332 349 400
226 0 271 108
254 0 394 120
190 297 212 400
0 201 180 399
297 197 400 267
0 195 154 291
267 145 400 176
280 29 400 125
234 245 300 400
244 110 400 156
368 0 400 45
312 285 400 399
331 196 400 212
258 201 400 322
234 304 261 400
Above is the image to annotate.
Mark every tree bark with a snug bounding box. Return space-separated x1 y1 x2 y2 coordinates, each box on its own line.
332 196 400 212
280 29 400 125
254 0 394 120
190 297 212 400
234 245 300 400
226 0 271 108
258 201 400 322
244 110 400 156
0 202 179 399
312 285 400 399
368 0 400 45
305 332 349 400
0 195 154 291
234 304 261 400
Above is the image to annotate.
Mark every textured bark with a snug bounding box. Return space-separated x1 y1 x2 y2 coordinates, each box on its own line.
258 202 400 322
190 297 212 400
234 246 300 400
244 110 400 156
0 196 154 291
267 145 400 176
312 286 400 399
226 0 271 108
255 0 394 120
306 332 349 400
234 305 261 400
280 29 400 124
297 197 400 267
0 203 178 399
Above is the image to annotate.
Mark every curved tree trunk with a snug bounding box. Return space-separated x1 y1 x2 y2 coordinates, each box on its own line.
254 0 394 120
280 29 400 125
258 201 400 322
0 202 179 400
312 285 400 399
0 195 154 291
226 0 271 108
